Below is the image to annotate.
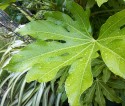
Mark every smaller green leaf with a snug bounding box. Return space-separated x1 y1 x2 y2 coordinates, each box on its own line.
107 79 125 89
92 63 105 77
102 68 111 83
100 82 121 103
95 0 108 7
95 80 105 106
83 82 96 104
91 58 104 67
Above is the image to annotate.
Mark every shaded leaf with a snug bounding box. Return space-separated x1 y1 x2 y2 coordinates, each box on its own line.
100 81 121 103
83 82 96 104
107 79 125 89
95 80 105 106
92 63 105 77
82 79 121 106
57 67 69 92
102 67 111 83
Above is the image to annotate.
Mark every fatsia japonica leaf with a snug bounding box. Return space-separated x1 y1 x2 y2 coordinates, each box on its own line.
5 1 125 106
6 2 95 106
97 9 125 79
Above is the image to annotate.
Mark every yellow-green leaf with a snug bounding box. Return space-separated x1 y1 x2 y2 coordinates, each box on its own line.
65 44 94 106
97 9 125 78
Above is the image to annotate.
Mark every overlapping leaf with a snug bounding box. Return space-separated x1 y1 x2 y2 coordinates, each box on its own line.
82 82 96 106
107 79 125 89
97 9 125 78
82 80 121 106
5 1 125 106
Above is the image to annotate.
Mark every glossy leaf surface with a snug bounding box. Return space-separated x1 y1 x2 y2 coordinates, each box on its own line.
97 9 125 78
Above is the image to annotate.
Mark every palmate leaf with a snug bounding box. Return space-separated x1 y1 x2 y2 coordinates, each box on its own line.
6 2 95 106
96 80 121 105
82 80 121 106
5 1 125 106
65 50 94 106
97 9 125 78
95 80 105 106
100 81 121 103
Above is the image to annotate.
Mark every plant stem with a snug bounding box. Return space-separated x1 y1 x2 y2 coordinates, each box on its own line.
11 4 34 21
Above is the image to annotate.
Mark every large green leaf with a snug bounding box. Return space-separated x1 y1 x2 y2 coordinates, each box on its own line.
7 2 95 82
6 2 95 106
5 1 125 106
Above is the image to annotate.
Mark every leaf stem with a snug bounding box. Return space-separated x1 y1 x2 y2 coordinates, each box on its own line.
11 4 34 21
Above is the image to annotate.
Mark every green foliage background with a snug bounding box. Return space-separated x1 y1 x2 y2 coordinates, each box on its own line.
0 0 125 106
